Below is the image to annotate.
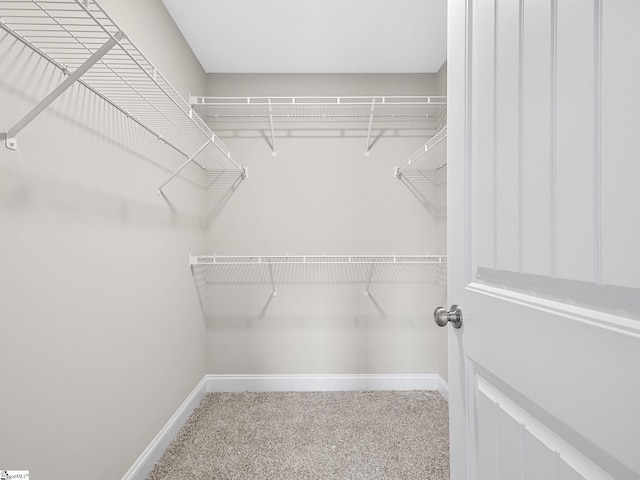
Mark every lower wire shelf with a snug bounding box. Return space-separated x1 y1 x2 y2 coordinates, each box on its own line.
189 254 448 320
190 254 446 266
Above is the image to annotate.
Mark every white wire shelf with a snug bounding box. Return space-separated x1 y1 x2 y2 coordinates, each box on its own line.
190 254 447 266
191 96 446 122
189 254 447 318
190 96 447 156
394 125 447 179
0 0 246 193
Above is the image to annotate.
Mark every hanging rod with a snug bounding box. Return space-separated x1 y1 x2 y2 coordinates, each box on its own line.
0 0 245 192
190 254 447 266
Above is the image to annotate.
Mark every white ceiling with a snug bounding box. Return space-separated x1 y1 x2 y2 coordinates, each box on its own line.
161 0 447 74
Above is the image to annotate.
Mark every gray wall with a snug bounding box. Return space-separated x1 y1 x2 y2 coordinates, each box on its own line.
203 73 448 378
436 61 448 96
204 73 441 96
0 1 207 478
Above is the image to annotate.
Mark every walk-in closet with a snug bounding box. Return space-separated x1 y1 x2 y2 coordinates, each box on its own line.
0 1 448 478
4 0 640 479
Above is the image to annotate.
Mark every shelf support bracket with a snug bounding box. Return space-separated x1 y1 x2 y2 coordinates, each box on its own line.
268 98 276 157
4 32 123 150
157 138 212 194
268 261 277 297
364 262 376 297
189 264 207 318
364 98 376 157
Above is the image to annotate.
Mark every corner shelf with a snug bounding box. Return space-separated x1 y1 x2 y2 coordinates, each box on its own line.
190 96 447 156
0 0 246 194
394 125 447 179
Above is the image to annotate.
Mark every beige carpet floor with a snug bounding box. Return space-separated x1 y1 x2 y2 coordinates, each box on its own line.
147 390 450 480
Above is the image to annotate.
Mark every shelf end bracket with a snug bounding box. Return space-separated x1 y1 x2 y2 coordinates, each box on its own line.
4 134 16 151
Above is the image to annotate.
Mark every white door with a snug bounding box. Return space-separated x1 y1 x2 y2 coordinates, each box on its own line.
447 1 640 479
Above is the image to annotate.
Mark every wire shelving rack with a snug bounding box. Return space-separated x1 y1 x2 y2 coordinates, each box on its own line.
0 0 246 194
190 253 446 292
189 254 447 318
190 96 447 156
190 254 447 266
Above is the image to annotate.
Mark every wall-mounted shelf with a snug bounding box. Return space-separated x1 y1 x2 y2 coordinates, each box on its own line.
0 0 246 194
190 96 447 156
394 125 447 179
190 255 447 266
189 254 447 318
393 124 447 212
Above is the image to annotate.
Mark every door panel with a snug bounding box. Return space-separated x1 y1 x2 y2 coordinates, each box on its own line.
494 0 520 273
521 0 552 277
448 0 640 479
524 429 557 480
476 373 613 480
476 390 499 479
555 0 595 283
601 0 640 290
460 285 640 477
472 0 496 271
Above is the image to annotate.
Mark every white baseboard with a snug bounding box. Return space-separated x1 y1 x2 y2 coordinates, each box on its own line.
123 373 448 480
121 376 208 480
437 375 449 401
206 373 448 394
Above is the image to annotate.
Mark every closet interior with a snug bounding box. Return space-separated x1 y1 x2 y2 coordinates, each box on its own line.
0 1 449 476
0 1 446 340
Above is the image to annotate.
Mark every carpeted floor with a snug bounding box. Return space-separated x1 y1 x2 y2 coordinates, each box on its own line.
147 390 450 480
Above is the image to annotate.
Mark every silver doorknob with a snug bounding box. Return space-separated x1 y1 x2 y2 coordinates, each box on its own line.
434 305 463 329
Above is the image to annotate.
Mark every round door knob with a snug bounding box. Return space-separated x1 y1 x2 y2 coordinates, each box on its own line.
434 305 463 329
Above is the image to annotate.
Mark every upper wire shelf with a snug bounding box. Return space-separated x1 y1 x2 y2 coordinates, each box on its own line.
190 96 447 156
0 0 246 193
191 96 446 122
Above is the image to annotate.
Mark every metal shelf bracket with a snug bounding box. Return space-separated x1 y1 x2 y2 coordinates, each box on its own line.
364 262 377 297
157 138 212 195
268 98 277 157
3 32 124 150
364 98 376 157
268 262 277 297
